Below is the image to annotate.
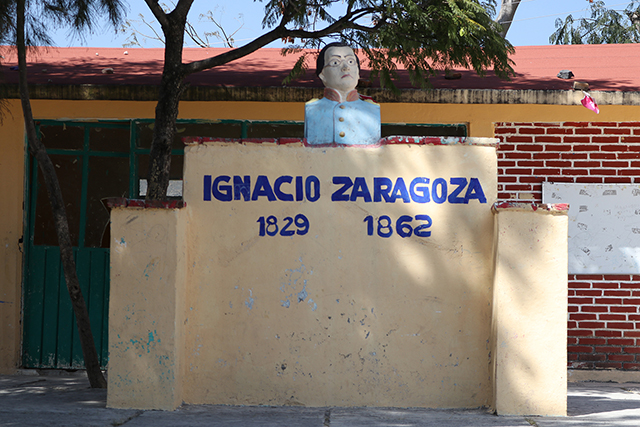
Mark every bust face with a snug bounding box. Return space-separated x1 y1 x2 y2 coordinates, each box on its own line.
318 46 360 94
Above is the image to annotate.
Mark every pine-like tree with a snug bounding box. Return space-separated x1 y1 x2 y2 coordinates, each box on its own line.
551 0 640 44
0 0 125 388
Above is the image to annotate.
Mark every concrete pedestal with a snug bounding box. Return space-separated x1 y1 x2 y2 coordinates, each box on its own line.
492 203 568 416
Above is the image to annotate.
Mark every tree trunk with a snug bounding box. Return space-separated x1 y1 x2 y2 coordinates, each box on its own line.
145 10 189 201
16 0 107 389
496 0 521 38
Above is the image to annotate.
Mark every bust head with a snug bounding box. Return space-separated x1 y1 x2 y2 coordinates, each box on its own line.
316 43 360 95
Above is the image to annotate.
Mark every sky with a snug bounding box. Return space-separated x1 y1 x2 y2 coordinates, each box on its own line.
48 0 635 49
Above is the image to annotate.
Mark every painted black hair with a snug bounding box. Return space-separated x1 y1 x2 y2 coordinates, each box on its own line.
315 42 360 77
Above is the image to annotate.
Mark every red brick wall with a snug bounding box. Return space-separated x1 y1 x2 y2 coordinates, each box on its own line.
568 275 640 370
495 121 640 370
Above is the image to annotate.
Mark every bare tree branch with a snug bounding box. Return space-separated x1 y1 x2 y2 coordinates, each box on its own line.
185 19 207 47
133 12 166 44
203 11 240 47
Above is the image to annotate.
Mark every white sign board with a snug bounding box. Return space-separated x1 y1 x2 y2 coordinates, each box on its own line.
542 182 640 274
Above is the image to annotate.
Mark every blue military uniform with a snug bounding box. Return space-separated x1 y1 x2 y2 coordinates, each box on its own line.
305 88 381 145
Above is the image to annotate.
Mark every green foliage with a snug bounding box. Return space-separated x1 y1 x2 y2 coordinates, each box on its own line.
270 0 513 90
550 0 640 44
479 0 498 18
281 48 309 85
0 0 125 46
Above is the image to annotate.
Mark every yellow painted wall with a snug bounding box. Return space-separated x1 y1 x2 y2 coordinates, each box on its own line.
110 140 498 409
381 103 640 137
492 204 568 416
8 98 640 126
0 100 27 373
185 142 497 407
180 102 640 138
108 140 569 414
1 96 634 374
15 98 640 131
108 207 187 410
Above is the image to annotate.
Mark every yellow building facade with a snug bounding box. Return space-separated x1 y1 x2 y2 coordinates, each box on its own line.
1 90 636 375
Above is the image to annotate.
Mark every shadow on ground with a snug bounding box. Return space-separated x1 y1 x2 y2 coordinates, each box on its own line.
2 373 640 427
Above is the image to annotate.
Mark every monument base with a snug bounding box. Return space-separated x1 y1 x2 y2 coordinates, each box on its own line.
107 138 567 415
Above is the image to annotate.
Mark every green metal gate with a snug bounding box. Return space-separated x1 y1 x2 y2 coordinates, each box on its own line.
20 118 219 369
22 121 132 369
21 119 189 369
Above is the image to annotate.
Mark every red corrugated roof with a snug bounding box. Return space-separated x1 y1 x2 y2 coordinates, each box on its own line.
1 44 638 92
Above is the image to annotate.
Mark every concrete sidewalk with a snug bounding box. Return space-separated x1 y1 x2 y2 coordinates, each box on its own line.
2 371 640 426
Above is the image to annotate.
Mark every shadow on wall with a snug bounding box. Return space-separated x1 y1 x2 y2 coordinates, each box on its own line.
178 141 498 408
108 137 567 412
491 204 568 416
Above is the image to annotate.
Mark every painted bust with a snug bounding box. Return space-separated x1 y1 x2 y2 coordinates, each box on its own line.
304 43 381 145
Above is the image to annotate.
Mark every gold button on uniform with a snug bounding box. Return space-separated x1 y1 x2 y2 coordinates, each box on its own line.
339 131 345 137
339 105 345 109
339 117 345 122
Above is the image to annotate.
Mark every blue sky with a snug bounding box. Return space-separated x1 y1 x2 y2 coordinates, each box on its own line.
49 0 634 48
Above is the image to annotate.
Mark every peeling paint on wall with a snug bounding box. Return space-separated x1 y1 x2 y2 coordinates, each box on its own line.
143 258 159 279
113 237 127 254
279 258 316 311
244 289 255 310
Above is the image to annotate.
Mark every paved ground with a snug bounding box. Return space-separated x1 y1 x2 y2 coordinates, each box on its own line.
2 371 640 426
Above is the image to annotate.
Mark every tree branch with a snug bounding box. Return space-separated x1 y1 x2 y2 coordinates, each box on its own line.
284 20 361 38
140 13 165 43
183 25 285 74
144 0 170 28
183 8 370 75
170 0 195 21
185 19 208 47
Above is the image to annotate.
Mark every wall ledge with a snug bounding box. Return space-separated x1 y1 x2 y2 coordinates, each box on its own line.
492 202 569 214
569 369 640 383
183 136 498 147
2 84 640 105
105 197 186 209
